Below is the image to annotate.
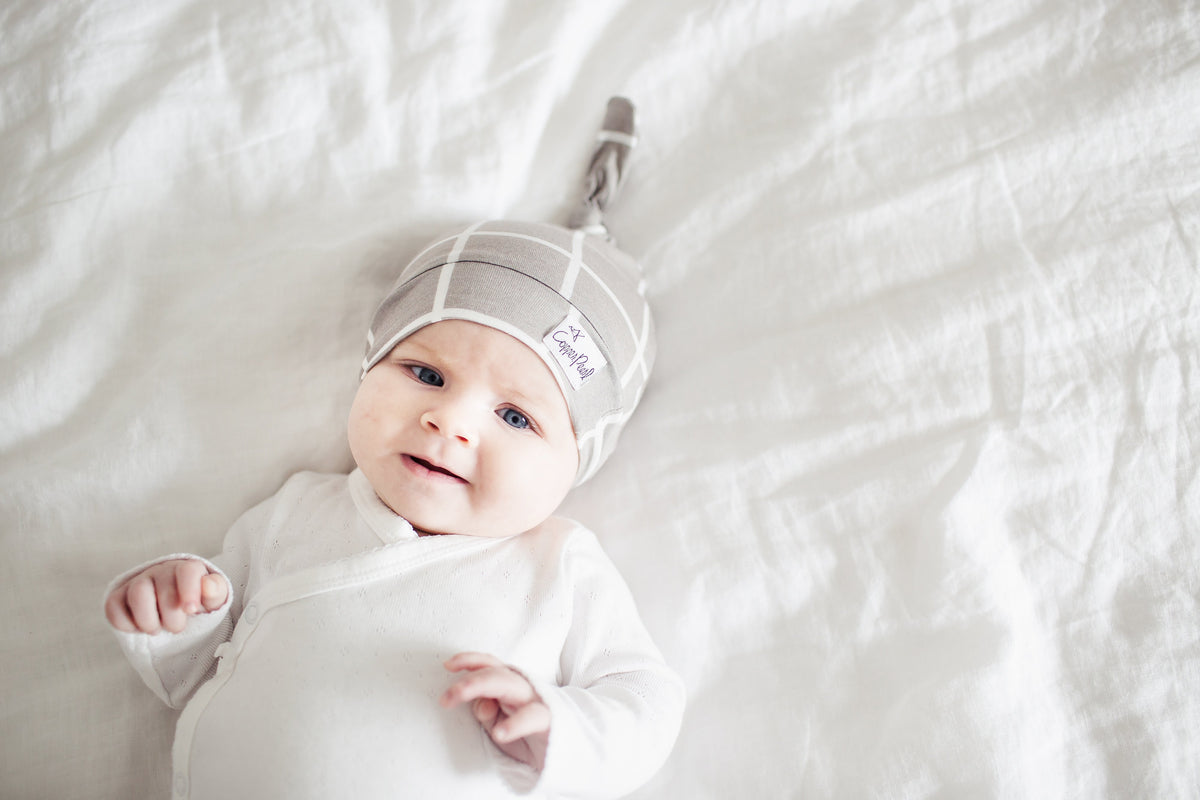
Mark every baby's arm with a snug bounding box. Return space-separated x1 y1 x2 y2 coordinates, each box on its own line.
440 652 551 770
103 553 237 708
526 532 686 797
102 474 313 708
105 558 228 635
440 529 684 797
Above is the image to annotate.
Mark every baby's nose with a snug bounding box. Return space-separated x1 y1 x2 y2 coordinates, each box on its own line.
420 405 476 446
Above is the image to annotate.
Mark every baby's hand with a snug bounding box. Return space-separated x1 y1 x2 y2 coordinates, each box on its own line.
441 652 550 770
104 559 228 635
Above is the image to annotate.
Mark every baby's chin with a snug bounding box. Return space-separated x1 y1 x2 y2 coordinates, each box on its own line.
372 484 562 539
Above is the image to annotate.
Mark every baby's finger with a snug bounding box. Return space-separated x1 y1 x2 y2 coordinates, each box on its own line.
155 571 188 633
125 574 162 634
471 697 501 729
442 666 535 708
173 560 209 614
444 652 504 673
199 573 228 611
104 588 137 633
492 701 551 744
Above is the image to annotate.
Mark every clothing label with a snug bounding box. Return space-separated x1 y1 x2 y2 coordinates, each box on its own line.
544 315 606 390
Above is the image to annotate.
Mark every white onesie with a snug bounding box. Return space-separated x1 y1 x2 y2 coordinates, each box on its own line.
109 470 685 799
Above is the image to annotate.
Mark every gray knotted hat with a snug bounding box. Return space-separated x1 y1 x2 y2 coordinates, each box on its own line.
362 98 653 484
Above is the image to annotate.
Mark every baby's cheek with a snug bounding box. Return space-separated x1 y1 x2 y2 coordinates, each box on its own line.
521 457 575 522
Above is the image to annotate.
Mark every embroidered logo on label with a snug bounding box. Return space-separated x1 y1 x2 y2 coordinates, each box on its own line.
544 316 606 390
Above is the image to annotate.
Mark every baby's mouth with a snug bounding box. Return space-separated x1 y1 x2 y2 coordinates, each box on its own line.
407 455 467 483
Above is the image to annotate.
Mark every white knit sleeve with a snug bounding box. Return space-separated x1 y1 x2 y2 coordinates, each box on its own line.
102 484 281 709
103 554 235 709
529 530 686 799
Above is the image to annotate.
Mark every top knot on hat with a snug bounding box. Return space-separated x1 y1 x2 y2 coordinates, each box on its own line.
362 98 654 484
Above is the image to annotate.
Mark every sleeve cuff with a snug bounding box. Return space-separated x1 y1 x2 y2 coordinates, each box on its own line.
102 554 233 706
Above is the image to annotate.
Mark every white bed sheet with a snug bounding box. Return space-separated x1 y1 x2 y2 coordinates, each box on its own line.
3 0 1199 797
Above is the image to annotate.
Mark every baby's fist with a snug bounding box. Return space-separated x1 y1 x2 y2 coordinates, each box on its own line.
105 559 228 635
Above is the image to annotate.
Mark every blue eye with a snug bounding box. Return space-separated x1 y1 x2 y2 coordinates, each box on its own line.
410 366 444 386
499 408 530 430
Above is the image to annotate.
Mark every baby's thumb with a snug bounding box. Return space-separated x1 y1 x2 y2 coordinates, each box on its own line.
199 573 229 611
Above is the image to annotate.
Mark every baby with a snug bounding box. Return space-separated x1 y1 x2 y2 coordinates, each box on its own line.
103 99 684 799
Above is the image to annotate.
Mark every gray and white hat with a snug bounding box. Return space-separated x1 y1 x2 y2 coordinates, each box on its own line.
361 99 654 484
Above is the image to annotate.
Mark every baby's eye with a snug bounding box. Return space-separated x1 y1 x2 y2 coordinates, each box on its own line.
498 408 530 430
408 366 444 387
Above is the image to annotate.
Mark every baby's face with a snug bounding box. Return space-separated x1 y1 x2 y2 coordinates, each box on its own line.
348 320 579 538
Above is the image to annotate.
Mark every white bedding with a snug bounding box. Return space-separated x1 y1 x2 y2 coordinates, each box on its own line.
3 1 1198 797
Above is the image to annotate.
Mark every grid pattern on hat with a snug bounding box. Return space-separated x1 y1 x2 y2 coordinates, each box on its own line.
398 226 648 378
363 220 655 484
